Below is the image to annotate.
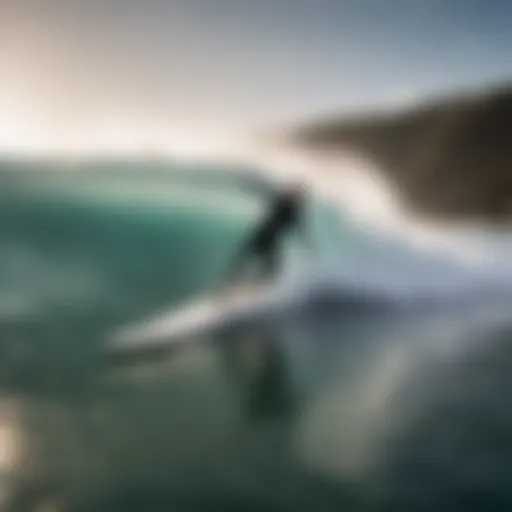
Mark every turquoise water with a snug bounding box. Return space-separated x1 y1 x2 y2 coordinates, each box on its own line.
1 165 512 511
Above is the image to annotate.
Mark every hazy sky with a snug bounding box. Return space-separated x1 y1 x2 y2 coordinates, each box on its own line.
1 0 512 155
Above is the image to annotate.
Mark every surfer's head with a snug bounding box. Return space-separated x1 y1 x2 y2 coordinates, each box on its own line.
285 178 308 201
272 167 310 203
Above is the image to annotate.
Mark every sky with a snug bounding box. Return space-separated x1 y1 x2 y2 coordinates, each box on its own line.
1 0 512 156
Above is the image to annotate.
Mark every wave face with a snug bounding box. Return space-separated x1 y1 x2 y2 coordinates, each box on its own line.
4 157 512 320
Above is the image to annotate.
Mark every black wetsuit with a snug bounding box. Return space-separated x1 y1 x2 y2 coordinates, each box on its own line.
227 190 304 279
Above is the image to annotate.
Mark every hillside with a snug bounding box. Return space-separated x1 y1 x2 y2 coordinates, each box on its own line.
293 84 512 222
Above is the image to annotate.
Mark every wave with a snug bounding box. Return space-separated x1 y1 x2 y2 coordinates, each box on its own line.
6 156 512 308
0 241 116 322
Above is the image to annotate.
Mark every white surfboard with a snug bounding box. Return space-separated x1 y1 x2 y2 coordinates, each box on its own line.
108 278 294 357
106 265 408 360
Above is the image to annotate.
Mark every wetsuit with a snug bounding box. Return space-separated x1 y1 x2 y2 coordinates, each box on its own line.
227 189 305 280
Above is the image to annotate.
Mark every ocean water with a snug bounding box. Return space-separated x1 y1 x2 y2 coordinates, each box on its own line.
1 163 512 511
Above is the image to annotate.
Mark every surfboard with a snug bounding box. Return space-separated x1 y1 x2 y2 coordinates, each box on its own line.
105 267 404 362
107 278 291 358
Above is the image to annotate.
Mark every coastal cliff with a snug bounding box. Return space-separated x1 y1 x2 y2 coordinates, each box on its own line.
293 84 512 222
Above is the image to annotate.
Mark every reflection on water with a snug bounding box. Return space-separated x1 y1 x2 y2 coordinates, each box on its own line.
0 331 350 512
1 173 512 511
3 303 512 511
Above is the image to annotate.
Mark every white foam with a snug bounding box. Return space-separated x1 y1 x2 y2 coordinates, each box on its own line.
242 143 512 298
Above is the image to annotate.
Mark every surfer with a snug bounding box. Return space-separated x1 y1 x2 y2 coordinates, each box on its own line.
225 181 310 282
